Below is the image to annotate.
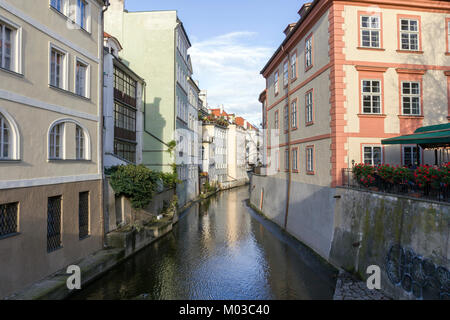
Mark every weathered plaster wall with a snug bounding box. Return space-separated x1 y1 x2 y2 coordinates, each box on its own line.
330 187 450 300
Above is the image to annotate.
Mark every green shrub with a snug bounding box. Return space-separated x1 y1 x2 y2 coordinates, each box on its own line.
109 164 159 209
159 171 179 189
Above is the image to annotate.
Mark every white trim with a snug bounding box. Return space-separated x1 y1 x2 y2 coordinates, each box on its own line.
48 118 92 160
0 0 99 63
0 174 102 190
362 144 383 165
0 106 20 160
0 14 22 74
49 42 69 90
0 89 99 122
74 56 90 98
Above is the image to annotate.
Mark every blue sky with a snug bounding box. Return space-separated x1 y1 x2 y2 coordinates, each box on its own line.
125 0 308 126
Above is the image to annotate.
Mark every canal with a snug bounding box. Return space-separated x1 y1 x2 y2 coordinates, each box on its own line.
71 186 337 300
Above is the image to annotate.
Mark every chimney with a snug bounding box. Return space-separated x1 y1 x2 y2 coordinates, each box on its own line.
283 23 297 36
298 2 312 19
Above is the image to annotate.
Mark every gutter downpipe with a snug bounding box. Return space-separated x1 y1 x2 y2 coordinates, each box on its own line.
282 45 292 230
100 1 110 247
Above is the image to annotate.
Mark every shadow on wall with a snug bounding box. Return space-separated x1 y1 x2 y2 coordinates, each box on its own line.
143 97 168 172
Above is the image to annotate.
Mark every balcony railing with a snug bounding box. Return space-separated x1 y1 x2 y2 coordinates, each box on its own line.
341 168 450 203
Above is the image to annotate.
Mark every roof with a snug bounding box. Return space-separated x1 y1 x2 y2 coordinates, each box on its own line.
381 123 450 148
104 32 123 50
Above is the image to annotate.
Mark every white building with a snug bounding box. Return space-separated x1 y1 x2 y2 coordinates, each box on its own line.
103 32 144 167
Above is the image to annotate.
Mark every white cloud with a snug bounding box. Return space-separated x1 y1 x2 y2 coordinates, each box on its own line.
189 32 273 127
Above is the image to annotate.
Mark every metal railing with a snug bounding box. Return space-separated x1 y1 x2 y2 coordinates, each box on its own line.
341 168 450 203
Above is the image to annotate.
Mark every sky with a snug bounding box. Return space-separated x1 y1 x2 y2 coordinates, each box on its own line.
125 0 308 127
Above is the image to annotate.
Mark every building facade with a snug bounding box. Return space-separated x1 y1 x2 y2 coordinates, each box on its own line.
0 0 106 298
103 32 145 167
257 0 450 259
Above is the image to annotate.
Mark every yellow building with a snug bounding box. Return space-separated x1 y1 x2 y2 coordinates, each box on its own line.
0 0 107 298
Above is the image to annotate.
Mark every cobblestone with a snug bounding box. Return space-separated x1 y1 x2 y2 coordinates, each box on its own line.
333 270 391 300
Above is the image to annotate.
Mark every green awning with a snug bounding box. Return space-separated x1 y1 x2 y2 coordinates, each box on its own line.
382 123 450 148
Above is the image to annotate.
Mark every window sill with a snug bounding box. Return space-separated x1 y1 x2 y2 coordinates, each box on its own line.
291 77 298 83
47 246 63 254
0 67 24 78
357 47 385 51
50 7 91 35
357 113 387 118
49 85 91 101
398 115 424 119
48 159 92 162
0 159 21 162
445 52 450 56
305 65 313 72
0 232 20 241
292 170 299 173
396 50 423 54
306 171 315 175
306 122 314 127
79 235 91 241
291 127 298 131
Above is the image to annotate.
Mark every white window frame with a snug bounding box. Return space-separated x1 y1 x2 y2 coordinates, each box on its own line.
0 16 22 74
284 149 289 170
291 101 297 128
448 21 450 52
74 57 90 98
76 125 86 160
49 123 65 160
306 91 313 123
76 0 91 32
360 15 381 48
305 37 312 68
0 108 20 160
292 149 298 171
50 0 69 16
49 43 68 90
291 53 297 79
363 145 383 166
402 145 421 166
400 19 419 51
401 81 421 116
361 79 382 114
283 61 288 87
306 147 314 172
284 105 288 131
274 71 279 95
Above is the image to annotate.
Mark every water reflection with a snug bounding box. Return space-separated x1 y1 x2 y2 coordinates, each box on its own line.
70 187 336 300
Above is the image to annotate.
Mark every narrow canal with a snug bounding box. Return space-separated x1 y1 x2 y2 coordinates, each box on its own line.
71 186 337 300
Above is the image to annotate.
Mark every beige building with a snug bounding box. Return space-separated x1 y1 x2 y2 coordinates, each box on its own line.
0 0 107 298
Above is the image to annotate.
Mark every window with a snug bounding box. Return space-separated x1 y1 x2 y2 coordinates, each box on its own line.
284 105 288 131
114 102 136 132
403 145 421 167
362 80 381 114
114 139 136 163
291 53 297 79
291 101 297 129
114 67 137 102
400 19 419 51
305 35 313 69
0 19 20 73
285 149 289 171
79 192 89 240
0 202 18 238
306 146 314 173
50 47 66 89
363 146 382 165
283 61 288 86
50 0 66 14
47 196 62 252
274 110 279 132
306 91 313 124
77 0 88 30
447 20 450 53
274 71 279 95
401 82 421 115
361 15 381 48
0 114 10 159
292 149 298 171
76 125 85 160
75 60 88 97
49 123 63 159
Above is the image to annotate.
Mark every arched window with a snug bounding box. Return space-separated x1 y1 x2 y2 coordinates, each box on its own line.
76 125 85 160
0 114 10 159
48 119 91 161
49 123 63 159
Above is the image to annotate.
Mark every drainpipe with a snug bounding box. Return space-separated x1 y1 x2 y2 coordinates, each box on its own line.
100 1 110 247
282 45 292 230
